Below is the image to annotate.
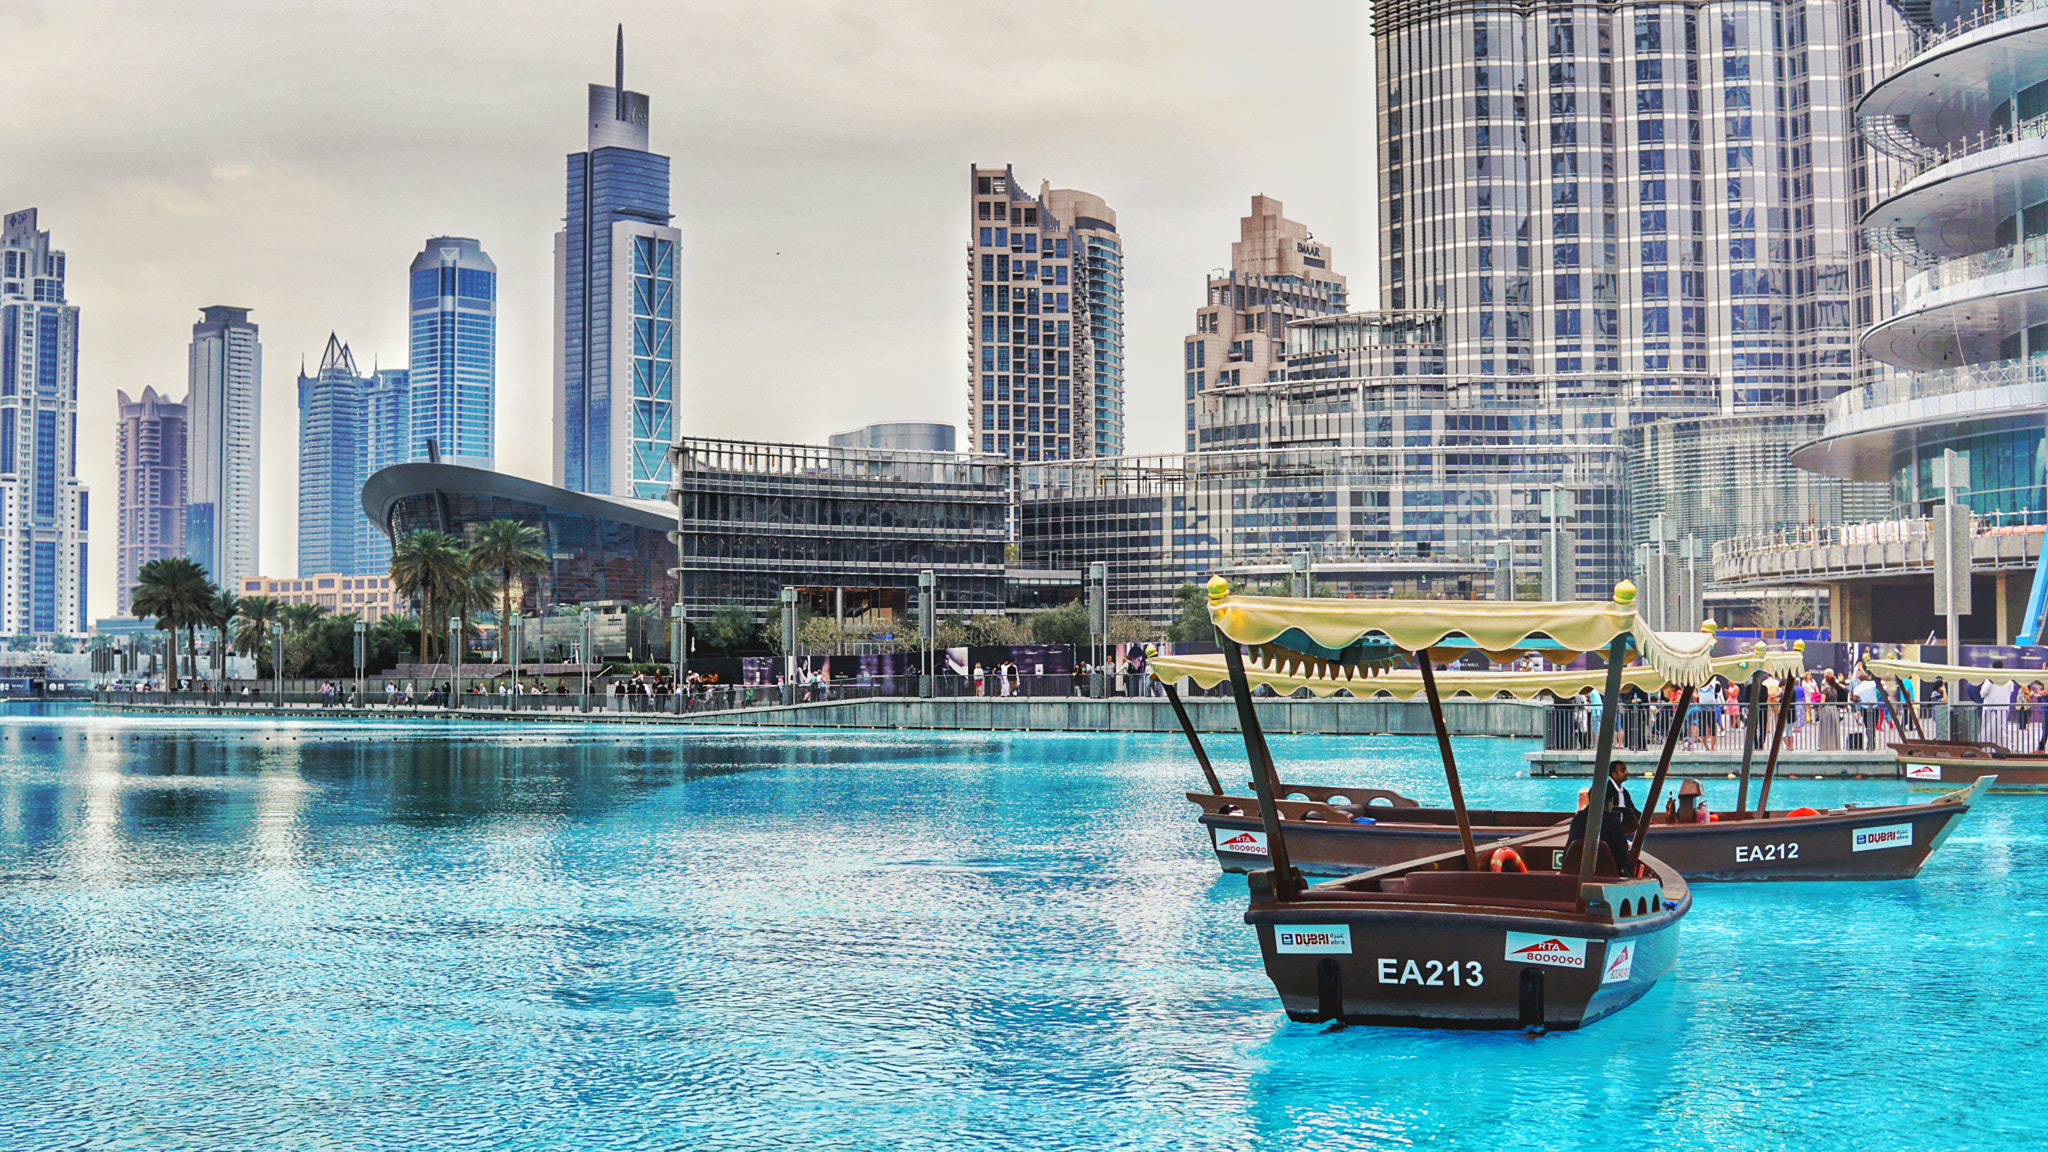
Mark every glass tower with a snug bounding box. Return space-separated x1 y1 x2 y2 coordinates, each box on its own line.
408 237 495 469
186 304 261 589
555 26 681 501
115 386 187 616
297 334 368 577
0 208 88 634
359 367 410 574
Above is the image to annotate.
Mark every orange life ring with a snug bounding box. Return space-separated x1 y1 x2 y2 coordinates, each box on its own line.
1490 846 1528 873
1785 806 1820 817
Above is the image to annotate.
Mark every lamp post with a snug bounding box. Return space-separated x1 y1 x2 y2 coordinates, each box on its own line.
1088 561 1108 697
781 587 798 705
917 569 935 699
670 604 687 712
579 610 593 712
448 615 462 705
1540 485 1576 601
353 619 366 709
270 623 283 708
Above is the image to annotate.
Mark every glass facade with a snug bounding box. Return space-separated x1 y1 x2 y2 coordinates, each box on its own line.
0 207 87 635
185 305 261 587
1621 411 1890 550
671 438 1011 623
408 237 496 469
368 464 676 611
558 48 681 502
967 167 1122 478
297 335 367 576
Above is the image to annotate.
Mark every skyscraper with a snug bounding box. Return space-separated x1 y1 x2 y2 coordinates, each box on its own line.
115 386 187 615
0 208 89 634
359 366 410 574
408 237 496 469
297 334 367 577
187 304 261 588
555 26 681 500
1183 196 1349 450
968 166 1124 464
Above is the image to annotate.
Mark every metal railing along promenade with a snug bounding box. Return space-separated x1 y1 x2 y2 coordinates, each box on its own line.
1541 700 2048 754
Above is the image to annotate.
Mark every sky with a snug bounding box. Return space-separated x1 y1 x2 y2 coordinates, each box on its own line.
1 0 1375 617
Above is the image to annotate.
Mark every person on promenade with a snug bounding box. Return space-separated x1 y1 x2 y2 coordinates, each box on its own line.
973 663 985 697
1851 672 1881 747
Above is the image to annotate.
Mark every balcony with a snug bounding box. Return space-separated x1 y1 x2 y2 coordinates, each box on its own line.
1712 517 2043 588
1861 238 2048 370
1858 3 2048 160
1793 356 2048 478
1863 116 2048 259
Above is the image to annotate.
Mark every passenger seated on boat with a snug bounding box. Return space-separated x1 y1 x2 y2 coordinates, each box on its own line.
1559 837 1623 879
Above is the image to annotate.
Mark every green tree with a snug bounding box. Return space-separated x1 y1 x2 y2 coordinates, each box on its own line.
696 605 756 653
207 588 242 682
454 564 499 660
390 530 467 661
282 614 415 679
279 602 328 633
1166 583 1215 644
1028 600 1091 648
468 519 547 655
130 556 216 689
234 596 282 657
624 602 664 661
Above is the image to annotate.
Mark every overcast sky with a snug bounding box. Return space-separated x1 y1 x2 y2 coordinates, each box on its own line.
2 0 1374 614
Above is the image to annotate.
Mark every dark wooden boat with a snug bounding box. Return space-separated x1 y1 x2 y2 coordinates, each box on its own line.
1193 776 1987 880
1246 827 1687 1030
1192 577 1709 1030
1865 657 2048 791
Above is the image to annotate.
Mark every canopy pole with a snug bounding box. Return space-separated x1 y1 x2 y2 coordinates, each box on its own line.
1577 635 1630 891
1867 666 1911 745
1734 670 1763 816
1163 682 1223 795
1416 656 1481 871
1896 676 1926 739
1629 683 1693 875
1755 679 1796 818
1220 639 1298 899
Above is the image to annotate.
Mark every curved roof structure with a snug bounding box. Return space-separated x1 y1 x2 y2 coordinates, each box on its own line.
361 462 675 538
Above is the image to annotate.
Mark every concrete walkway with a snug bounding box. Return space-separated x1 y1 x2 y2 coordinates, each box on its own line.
1527 748 1901 778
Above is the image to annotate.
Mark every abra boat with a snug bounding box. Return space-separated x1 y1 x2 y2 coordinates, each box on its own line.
1155 647 1985 880
1197 577 1702 1030
1867 657 2048 791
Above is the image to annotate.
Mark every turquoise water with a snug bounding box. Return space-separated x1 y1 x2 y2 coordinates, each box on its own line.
0 705 2037 1150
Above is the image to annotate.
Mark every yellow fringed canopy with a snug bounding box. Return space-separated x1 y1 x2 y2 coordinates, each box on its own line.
1149 647 1804 699
1865 658 2036 685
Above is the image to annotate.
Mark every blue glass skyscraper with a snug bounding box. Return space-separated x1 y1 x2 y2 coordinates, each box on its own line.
0 208 88 634
358 367 410 574
297 334 367 576
554 26 681 500
408 237 495 469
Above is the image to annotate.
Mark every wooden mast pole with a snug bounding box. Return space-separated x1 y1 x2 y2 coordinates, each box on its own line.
1628 682 1694 876
1221 632 1298 900
1734 669 1764 815
1577 632 1631 891
1755 669 1797 818
1416 656 1481 871
1163 681 1224 795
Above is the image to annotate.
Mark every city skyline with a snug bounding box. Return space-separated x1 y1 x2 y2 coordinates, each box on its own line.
1 0 1365 616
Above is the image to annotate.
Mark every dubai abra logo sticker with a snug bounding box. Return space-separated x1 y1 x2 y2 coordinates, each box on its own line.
1601 941 1635 984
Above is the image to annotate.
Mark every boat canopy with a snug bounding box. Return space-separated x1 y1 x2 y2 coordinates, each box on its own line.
1202 576 1716 685
1149 644 1803 700
1865 658 2037 685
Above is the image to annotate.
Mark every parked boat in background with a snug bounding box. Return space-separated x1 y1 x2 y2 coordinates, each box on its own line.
1867 657 2048 791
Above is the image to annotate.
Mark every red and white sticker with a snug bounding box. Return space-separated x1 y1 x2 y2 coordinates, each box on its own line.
1275 925 1352 954
1504 932 1589 969
1216 830 1269 857
1852 822 1913 852
1601 941 1635 984
1905 764 1941 781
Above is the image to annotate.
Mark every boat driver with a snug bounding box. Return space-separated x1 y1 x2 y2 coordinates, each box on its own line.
1609 761 1641 831
1568 774 1635 876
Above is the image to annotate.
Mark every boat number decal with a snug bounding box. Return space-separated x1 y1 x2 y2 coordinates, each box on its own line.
1734 842 1800 863
1216 830 1269 857
1601 941 1635 984
1852 822 1914 852
1504 932 1590 970
1377 958 1483 987
1905 764 1942 781
1275 925 1351 954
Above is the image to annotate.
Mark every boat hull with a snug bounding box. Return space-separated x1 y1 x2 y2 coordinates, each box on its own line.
1898 755 2048 791
1201 789 1978 881
1246 897 1683 1030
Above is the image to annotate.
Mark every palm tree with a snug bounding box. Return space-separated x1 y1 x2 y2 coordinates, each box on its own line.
469 520 548 658
234 596 282 657
208 588 241 683
130 557 216 690
455 563 500 663
390 530 466 662
624 602 664 662
279 602 328 633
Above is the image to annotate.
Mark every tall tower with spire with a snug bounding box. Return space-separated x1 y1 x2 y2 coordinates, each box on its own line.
297 333 368 576
554 26 681 500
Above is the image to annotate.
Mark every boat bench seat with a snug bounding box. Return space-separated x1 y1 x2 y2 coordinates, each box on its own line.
1297 887 1583 914
1384 870 1583 904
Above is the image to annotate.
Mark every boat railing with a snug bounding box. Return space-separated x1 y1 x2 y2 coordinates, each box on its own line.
1542 700 2047 754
